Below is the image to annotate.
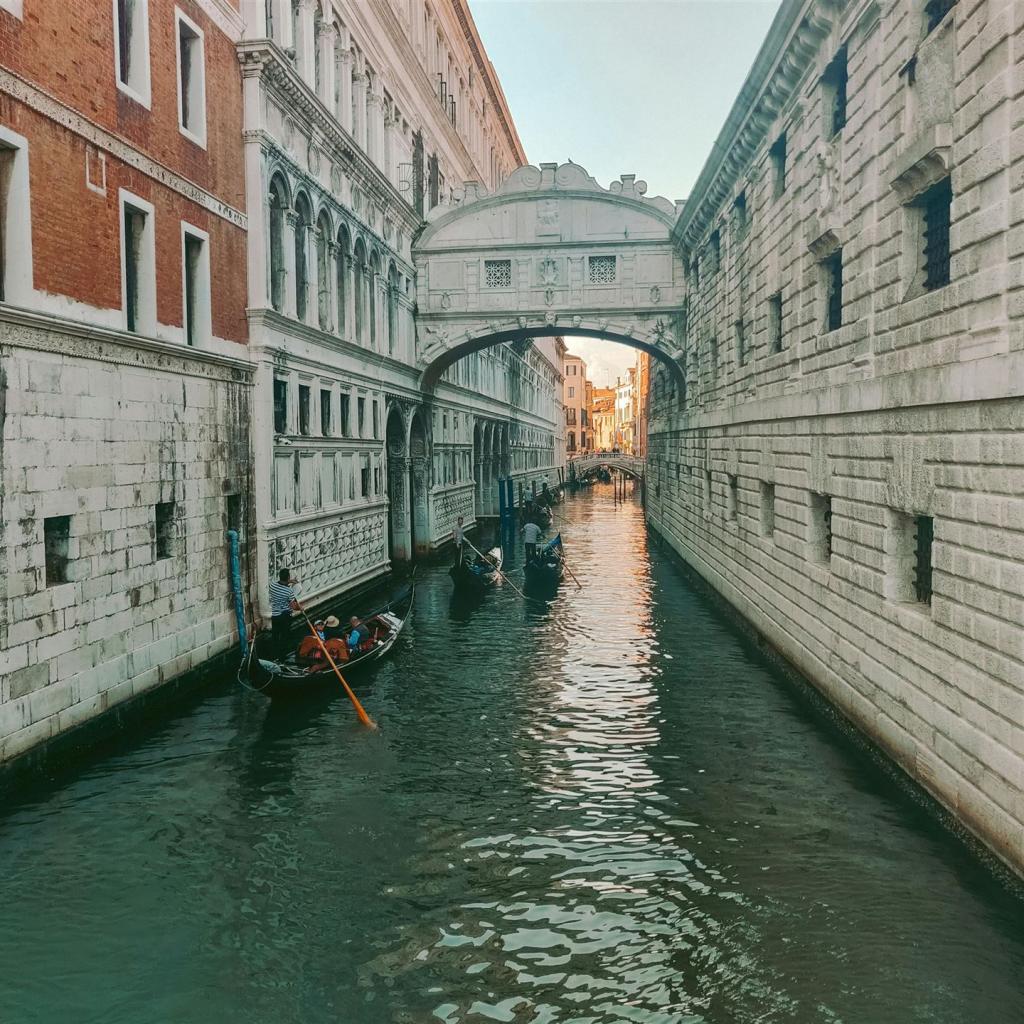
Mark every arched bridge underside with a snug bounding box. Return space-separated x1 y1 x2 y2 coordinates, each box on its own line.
413 162 687 390
570 454 646 480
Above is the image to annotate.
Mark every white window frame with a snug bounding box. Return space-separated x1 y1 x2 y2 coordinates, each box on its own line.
0 124 33 305
174 8 207 148
119 188 156 336
112 0 152 109
180 221 211 347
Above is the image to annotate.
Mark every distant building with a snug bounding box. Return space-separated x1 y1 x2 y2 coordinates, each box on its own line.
590 388 616 451
614 367 638 454
563 353 589 453
634 353 650 458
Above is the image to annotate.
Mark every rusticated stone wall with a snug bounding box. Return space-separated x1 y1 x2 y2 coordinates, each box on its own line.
647 0 1024 875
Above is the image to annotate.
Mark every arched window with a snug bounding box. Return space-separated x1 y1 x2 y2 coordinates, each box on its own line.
293 192 312 322
387 262 399 354
336 225 350 336
368 251 380 350
316 210 331 330
268 173 288 313
353 238 366 342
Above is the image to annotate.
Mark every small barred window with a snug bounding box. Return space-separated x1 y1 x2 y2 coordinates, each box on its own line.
588 255 617 284
484 259 512 288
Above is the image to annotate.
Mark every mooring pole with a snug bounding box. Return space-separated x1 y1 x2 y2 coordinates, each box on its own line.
226 529 248 657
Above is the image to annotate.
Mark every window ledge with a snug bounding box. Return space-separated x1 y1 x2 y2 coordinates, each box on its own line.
178 124 207 150
890 123 952 202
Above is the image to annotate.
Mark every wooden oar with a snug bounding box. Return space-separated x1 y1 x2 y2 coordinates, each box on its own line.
464 538 533 602
559 551 584 590
295 603 377 730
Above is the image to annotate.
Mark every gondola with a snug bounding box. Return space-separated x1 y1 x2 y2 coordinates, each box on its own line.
524 534 565 590
449 547 503 593
239 583 415 699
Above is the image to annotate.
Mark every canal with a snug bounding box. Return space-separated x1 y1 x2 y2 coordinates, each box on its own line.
1 484 1022 1023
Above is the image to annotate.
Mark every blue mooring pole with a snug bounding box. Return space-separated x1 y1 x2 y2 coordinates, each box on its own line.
226 529 248 657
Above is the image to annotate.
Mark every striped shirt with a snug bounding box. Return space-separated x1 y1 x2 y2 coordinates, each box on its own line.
269 581 296 617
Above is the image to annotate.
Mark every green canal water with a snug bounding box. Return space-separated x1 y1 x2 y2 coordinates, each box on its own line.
1 484 1022 1024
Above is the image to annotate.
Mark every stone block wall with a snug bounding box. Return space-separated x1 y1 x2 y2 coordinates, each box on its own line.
648 0 1024 875
0 312 253 761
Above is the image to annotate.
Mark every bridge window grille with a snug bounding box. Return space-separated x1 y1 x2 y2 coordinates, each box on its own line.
733 191 747 235
924 0 955 34
44 515 71 587
727 475 738 521
824 249 843 332
588 255 617 284
484 259 512 288
921 177 952 291
759 481 775 538
914 514 934 603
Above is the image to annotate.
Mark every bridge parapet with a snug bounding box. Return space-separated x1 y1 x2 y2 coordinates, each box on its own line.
569 453 645 479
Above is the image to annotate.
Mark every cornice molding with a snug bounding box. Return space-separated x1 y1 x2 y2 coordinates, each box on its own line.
673 0 835 252
0 305 254 380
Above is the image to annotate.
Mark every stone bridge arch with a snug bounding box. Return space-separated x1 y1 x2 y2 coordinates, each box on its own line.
569 453 646 481
413 162 687 390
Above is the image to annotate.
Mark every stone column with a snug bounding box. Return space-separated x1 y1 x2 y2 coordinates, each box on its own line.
328 241 341 334
367 77 385 167
336 31 353 134
296 0 316 87
283 210 298 319
318 21 336 107
352 61 368 152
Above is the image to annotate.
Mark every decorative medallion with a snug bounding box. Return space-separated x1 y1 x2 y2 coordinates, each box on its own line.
308 143 321 177
330 167 343 196
544 288 555 307
440 291 452 310
650 285 662 304
540 257 558 286
282 117 296 152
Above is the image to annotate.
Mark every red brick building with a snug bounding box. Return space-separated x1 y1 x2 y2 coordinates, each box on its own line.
0 1 253 764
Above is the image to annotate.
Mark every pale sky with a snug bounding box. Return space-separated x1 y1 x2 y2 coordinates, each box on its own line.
470 0 784 384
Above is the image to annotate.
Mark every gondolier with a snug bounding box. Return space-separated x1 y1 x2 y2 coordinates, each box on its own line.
523 519 542 563
452 515 465 565
269 568 300 656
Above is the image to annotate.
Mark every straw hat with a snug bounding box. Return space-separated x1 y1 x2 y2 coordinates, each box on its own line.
324 615 341 628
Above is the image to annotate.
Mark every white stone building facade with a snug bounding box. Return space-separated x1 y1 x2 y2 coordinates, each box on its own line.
646 0 1024 876
238 0 564 616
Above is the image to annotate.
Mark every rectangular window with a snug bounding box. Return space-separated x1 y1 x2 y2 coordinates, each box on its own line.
357 396 366 436
226 492 242 541
727 475 739 521
921 177 952 291
114 0 151 106
759 481 775 538
568 386 575 399
0 146 13 303
360 459 370 498
769 133 787 197
484 259 511 288
155 501 175 560
824 249 843 332
588 255 617 284
734 319 747 367
298 384 311 436
182 226 209 346
273 379 288 435
924 0 956 34
44 515 71 587
121 192 155 335
175 9 206 146
768 292 783 353
887 510 935 606
320 389 333 436
340 393 351 437
914 514 934 603
707 230 721 275
372 399 379 439
703 470 712 513
824 47 848 138
809 492 833 564
733 191 747 234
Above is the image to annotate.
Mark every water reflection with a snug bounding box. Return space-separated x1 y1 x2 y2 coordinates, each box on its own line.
0 485 1022 1024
